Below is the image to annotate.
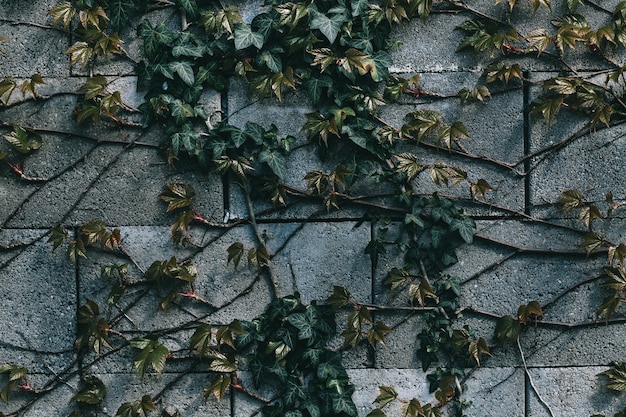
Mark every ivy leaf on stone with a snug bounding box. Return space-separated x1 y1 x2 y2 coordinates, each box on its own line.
0 77 17 105
48 1 76 28
599 362 626 392
326 286 351 311
71 375 107 404
227 242 244 269
48 226 69 251
160 183 195 212
374 386 398 409
437 121 470 149
494 315 521 346
116 395 157 417
366 321 393 347
130 337 169 379
3 125 42 154
517 300 543 325
305 75 333 105
20 74 45 99
204 374 231 401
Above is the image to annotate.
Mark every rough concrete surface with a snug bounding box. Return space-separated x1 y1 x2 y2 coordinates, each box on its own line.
1 0 626 416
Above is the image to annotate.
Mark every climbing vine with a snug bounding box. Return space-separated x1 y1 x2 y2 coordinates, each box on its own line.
1 0 626 416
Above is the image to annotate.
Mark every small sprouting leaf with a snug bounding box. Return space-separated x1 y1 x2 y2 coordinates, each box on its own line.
160 183 195 212
468 337 491 366
394 152 426 181
403 110 443 141
67 238 87 264
130 337 169 379
408 278 438 307
470 179 494 201
227 242 244 269
78 76 108 100
48 226 69 251
437 121 470 149
20 74 46 99
72 375 107 404
530 96 563 124
494 315 521 346
189 323 213 357
206 350 237 373
517 300 543 325
3 125 42 154
0 364 27 383
581 232 605 255
76 300 111 354
116 395 157 417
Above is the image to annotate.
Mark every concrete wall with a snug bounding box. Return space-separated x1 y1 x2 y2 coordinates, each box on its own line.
0 0 625 416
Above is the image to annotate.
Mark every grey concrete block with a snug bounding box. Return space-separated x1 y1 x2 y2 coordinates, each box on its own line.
267 221 372 303
372 312 425 369
378 80 526 213
388 72 525 165
528 366 625 417
461 367 525 417
0 0 59 22
0 230 76 374
0 24 69 78
460 252 606 320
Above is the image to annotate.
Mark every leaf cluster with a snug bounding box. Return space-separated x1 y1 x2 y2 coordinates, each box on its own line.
236 293 358 417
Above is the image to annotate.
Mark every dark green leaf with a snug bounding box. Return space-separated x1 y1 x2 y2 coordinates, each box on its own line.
234 23 264 50
72 375 107 404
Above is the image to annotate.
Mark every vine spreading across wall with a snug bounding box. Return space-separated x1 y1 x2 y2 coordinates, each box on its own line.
1 0 626 416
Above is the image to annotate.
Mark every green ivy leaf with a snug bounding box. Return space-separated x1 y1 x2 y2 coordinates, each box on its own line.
305 75 333 105
178 0 199 19
107 0 135 31
259 149 287 178
450 217 475 244
234 23 264 50
308 8 346 44
168 61 195 86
